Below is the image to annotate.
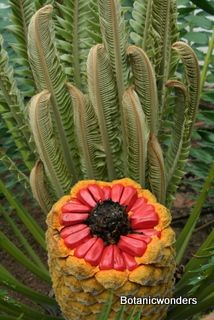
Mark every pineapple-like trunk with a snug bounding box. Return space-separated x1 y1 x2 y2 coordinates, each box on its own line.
46 178 175 319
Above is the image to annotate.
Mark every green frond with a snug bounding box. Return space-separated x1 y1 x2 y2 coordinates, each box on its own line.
172 41 200 136
165 80 188 183
1 206 47 271
168 0 179 78
0 151 29 189
67 83 107 180
164 42 200 205
98 0 128 88
8 0 35 53
176 228 214 295
130 0 172 63
127 45 158 134
130 0 178 111
160 0 180 115
151 0 172 110
0 35 35 170
87 44 123 180
28 5 81 181
28 90 72 198
88 0 102 42
170 227 214 319
7 0 36 96
147 134 166 204
30 160 54 213
0 295 63 320
54 0 101 89
0 265 55 306
130 0 152 48
165 81 190 206
123 87 149 186
0 293 61 320
0 179 46 250
98 0 129 158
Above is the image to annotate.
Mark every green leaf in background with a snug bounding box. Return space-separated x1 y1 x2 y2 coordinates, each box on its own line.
0 1 12 43
178 7 195 15
190 148 213 164
184 31 210 45
191 0 214 15
197 110 214 127
185 14 213 29
178 0 189 5
201 90 214 102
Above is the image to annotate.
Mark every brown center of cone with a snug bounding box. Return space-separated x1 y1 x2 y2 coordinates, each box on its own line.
85 199 131 244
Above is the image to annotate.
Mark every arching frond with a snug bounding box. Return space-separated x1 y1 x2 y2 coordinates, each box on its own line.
130 0 153 48
88 0 102 43
165 81 190 201
127 45 158 134
28 5 81 181
7 0 36 96
28 90 72 198
87 44 123 180
30 160 54 213
130 0 178 110
148 134 166 204
151 0 171 109
172 41 200 137
98 0 129 158
165 42 200 207
168 0 179 78
67 83 107 180
130 0 170 64
0 35 34 170
123 88 149 186
54 0 101 90
8 0 35 51
98 0 128 88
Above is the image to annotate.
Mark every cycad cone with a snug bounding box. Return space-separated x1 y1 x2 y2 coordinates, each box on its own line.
46 178 176 320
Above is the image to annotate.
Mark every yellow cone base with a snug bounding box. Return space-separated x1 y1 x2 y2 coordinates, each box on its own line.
48 254 175 320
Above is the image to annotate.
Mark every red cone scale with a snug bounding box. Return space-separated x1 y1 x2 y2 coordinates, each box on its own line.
58 179 161 270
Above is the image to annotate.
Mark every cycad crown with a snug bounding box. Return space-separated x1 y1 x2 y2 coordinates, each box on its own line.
0 0 200 211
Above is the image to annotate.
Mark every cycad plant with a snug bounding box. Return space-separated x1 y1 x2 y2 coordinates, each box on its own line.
0 0 213 320
0 0 201 206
